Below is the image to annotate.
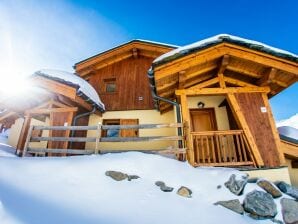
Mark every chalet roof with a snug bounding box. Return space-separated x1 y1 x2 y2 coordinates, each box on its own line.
75 39 178 66
33 70 105 112
153 34 298 67
74 39 177 77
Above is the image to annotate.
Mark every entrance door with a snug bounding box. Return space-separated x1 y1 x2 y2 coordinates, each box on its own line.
190 108 217 163
190 108 217 132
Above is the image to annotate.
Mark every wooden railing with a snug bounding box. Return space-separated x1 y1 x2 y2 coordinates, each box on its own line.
22 123 185 157
191 130 254 167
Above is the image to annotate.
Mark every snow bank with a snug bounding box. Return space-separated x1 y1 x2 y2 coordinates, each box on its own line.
0 143 16 158
0 152 289 224
153 34 298 65
34 69 105 110
277 113 298 129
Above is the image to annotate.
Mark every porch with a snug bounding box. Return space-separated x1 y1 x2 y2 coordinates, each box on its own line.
190 130 254 167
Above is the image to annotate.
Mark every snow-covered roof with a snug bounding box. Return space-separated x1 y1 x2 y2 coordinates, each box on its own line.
33 69 105 111
74 39 177 67
153 34 298 66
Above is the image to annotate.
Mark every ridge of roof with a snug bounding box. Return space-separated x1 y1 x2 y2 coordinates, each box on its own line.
153 34 298 67
74 39 178 68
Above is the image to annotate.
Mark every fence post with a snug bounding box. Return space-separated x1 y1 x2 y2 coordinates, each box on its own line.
22 125 34 157
95 122 102 154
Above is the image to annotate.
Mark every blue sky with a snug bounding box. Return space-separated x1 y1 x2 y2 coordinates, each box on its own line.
0 0 297 121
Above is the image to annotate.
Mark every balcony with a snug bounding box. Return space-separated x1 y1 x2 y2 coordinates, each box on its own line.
190 130 254 167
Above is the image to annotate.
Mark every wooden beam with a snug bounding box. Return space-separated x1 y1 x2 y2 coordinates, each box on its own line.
224 77 257 87
0 111 17 122
175 87 271 96
16 115 32 154
178 71 187 89
226 93 264 166
132 48 138 58
224 44 298 75
261 93 286 165
33 76 77 100
189 77 219 90
218 55 230 75
184 74 214 89
180 94 195 165
26 107 78 115
257 68 277 86
226 65 262 78
157 80 178 94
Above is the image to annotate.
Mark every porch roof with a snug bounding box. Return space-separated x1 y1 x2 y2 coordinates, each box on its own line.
150 34 298 113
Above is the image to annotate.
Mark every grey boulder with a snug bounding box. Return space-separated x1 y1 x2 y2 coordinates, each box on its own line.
281 198 298 224
225 174 247 195
105 171 127 181
214 199 244 215
276 181 298 200
243 190 277 219
155 181 174 192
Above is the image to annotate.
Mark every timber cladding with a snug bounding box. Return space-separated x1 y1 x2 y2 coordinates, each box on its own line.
88 56 154 111
234 93 280 167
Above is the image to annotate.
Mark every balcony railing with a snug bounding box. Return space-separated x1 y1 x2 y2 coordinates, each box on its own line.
191 130 254 167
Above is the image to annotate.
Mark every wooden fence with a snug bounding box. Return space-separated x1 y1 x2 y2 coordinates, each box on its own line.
22 123 185 157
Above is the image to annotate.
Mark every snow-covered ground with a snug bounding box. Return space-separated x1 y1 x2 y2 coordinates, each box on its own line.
0 152 290 224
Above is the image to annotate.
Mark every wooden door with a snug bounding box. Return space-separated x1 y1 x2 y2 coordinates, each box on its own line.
190 108 217 163
190 108 217 132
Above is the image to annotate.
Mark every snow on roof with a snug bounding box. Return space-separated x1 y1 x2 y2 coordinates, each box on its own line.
34 69 105 111
75 39 177 66
153 34 298 66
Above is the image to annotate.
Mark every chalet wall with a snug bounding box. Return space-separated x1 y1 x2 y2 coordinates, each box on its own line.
285 158 298 187
86 110 176 150
244 167 291 184
8 117 50 148
187 96 230 130
88 56 154 111
235 93 281 167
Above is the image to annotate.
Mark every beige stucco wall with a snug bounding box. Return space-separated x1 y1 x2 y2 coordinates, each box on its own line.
187 95 230 130
86 109 177 151
285 158 298 187
244 167 291 184
8 117 50 149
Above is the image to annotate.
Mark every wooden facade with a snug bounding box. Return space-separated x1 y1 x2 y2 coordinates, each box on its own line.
74 40 175 111
152 41 298 168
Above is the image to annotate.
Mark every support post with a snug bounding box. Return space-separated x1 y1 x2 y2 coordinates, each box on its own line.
180 94 195 165
95 122 102 154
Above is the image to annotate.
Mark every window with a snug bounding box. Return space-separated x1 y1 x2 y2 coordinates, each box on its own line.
102 119 139 137
104 78 117 93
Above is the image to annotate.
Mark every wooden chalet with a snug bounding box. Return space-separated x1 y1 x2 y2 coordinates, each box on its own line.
0 70 104 155
149 34 298 168
1 35 297 182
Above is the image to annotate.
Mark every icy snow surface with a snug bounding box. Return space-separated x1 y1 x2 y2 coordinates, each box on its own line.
153 34 298 64
34 69 105 110
0 152 290 224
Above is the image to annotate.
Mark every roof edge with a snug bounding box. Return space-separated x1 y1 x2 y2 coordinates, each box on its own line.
74 39 178 68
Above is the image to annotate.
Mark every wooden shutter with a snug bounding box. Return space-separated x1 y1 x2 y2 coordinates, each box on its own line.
120 119 139 137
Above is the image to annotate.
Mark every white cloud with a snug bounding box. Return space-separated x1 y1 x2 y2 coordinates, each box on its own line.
0 0 129 80
276 113 298 129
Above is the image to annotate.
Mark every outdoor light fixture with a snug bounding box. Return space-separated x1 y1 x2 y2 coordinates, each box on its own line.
197 101 205 108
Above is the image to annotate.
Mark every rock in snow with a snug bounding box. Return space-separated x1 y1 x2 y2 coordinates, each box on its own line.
155 181 174 192
275 181 298 200
257 180 282 198
177 186 192 198
243 190 277 219
281 198 298 224
214 199 244 215
225 174 247 195
105 170 128 181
